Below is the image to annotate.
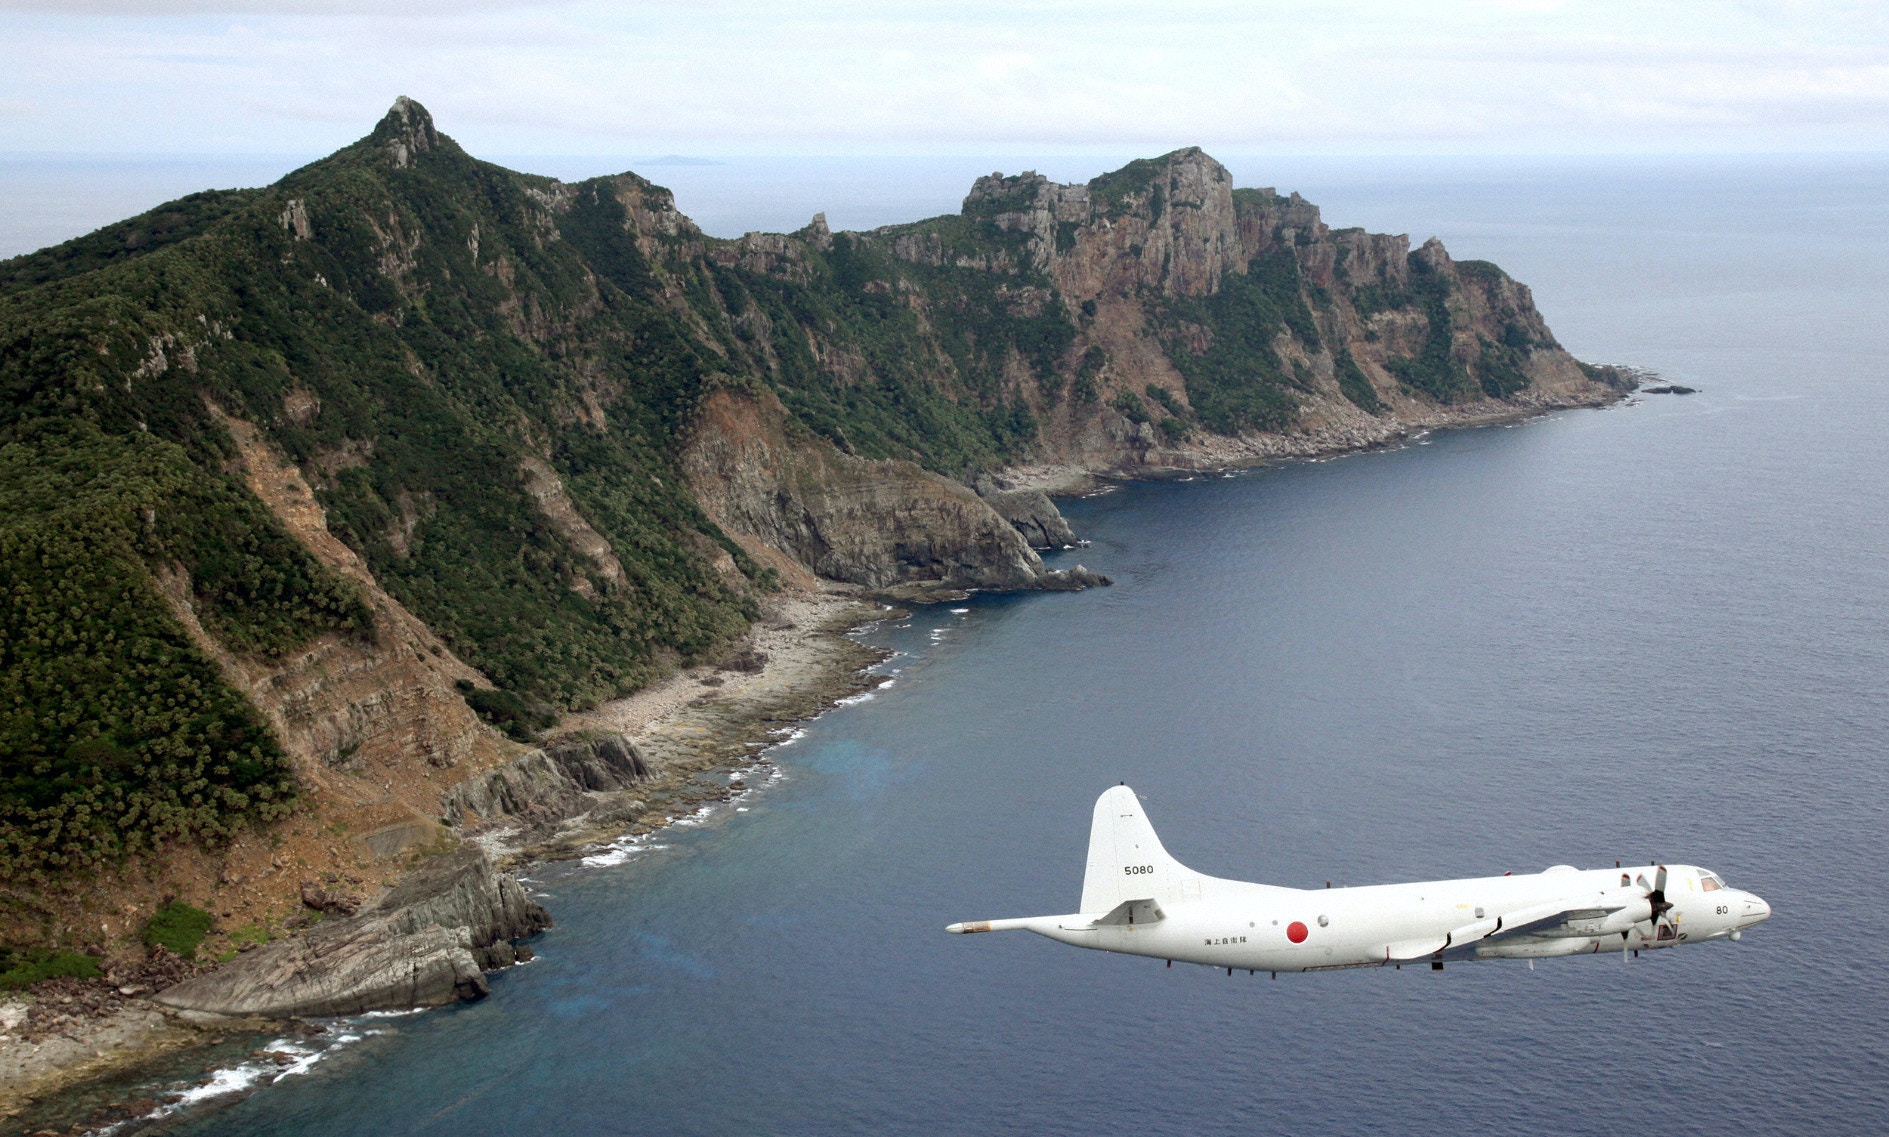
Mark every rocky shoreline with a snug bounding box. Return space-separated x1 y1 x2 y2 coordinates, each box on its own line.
0 588 896 1132
1003 380 1633 496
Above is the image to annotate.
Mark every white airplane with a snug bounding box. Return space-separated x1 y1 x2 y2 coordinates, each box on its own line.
948 785 1771 974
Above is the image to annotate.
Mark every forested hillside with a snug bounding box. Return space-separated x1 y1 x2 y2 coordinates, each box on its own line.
0 98 1623 902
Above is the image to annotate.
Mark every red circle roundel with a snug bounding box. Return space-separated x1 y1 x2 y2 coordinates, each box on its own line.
1286 921 1309 943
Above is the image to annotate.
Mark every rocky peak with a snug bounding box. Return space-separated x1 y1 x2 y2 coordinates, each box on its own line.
1148 148 1239 296
941 149 1242 298
1033 148 1239 299
1156 147 1231 205
374 96 439 169
798 212 833 251
962 170 1058 215
1412 235 1455 274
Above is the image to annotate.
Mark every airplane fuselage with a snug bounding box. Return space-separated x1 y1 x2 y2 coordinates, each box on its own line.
948 786 1772 973
1016 865 1769 972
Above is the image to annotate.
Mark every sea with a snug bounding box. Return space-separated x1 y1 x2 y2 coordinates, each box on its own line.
4 151 1887 1135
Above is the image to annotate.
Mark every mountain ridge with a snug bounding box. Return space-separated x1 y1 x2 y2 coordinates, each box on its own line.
0 97 1626 962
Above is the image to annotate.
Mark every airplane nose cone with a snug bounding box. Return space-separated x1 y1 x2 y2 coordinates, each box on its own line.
1739 892 1772 927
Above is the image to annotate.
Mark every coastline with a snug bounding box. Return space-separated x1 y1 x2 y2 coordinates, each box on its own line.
0 587 896 1133
467 586 893 867
0 391 1627 1132
1003 385 1629 495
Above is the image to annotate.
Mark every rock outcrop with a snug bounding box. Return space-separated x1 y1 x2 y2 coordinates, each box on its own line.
682 389 1101 594
442 734 651 837
974 476 1080 548
1036 565 1111 591
154 849 548 1018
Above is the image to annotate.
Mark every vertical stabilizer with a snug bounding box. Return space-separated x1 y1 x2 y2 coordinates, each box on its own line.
1080 785 1199 913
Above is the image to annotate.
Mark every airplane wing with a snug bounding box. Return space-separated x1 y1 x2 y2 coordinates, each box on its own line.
1387 896 1649 962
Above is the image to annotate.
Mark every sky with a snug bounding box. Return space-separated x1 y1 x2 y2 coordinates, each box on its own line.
1 1 1887 158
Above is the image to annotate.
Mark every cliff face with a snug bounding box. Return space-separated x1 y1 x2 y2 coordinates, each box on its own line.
0 99 1620 965
680 388 1047 591
704 146 1615 476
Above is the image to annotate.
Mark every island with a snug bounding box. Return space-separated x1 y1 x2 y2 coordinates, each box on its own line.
0 97 1631 1122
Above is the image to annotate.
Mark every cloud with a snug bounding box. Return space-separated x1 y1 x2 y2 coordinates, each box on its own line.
1 0 1885 154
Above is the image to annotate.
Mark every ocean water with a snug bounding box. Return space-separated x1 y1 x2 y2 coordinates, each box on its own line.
10 156 1889 1134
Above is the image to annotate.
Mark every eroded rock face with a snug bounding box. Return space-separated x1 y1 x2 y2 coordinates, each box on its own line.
155 850 548 1018
681 389 1054 591
182 405 507 778
442 735 651 830
961 148 1241 300
973 477 1079 549
859 148 1614 472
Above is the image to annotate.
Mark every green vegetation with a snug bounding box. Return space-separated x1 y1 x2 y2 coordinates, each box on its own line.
0 103 761 880
1473 336 1532 399
0 427 310 877
142 901 214 959
1111 390 1149 423
217 920 277 962
1384 255 1479 403
1158 246 1320 434
0 947 101 989
1089 157 1166 213
1350 281 1411 320
1072 347 1106 405
1334 348 1385 413
1145 385 1187 419
960 177 1042 221
455 681 556 744
1453 259 1507 285
0 189 261 294
712 218 1060 476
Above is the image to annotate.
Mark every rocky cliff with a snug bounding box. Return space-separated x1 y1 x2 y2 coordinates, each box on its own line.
681 387 1060 591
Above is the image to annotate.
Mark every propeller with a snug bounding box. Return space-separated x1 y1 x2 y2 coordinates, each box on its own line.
1623 863 1672 964
1647 864 1673 924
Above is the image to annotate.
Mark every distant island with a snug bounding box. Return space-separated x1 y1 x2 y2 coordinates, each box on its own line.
0 97 1631 1115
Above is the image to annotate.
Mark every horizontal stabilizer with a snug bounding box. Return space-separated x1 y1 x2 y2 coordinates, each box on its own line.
1089 898 1164 927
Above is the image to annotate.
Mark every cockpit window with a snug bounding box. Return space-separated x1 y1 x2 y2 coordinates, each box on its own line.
1700 873 1724 892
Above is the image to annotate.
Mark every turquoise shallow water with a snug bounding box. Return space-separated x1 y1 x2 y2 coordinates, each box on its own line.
27 157 1888 1135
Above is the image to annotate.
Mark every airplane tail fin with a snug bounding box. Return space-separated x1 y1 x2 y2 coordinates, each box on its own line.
1080 785 1201 914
